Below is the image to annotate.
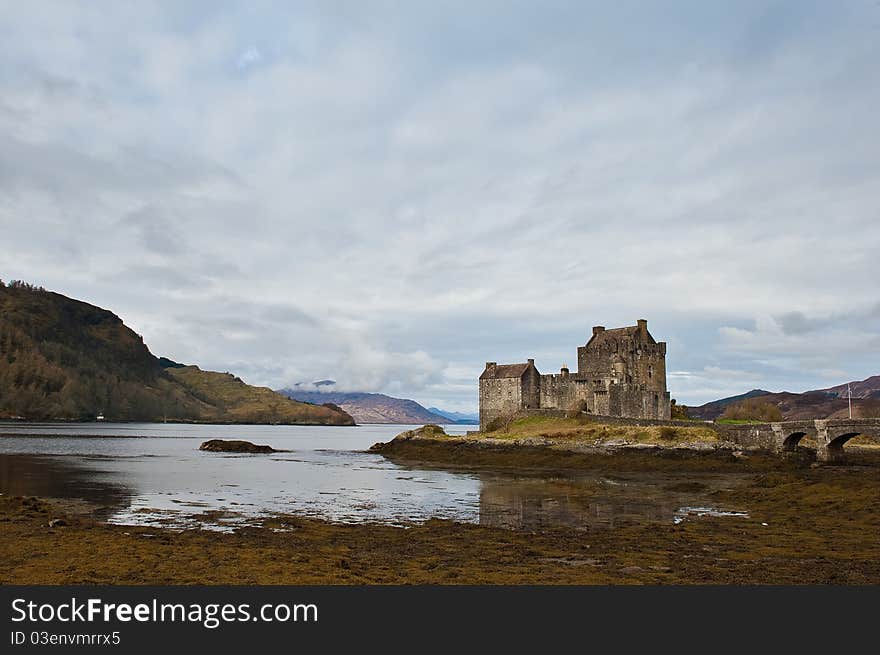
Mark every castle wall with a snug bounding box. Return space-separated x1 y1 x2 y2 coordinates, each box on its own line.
658 390 671 420
521 366 541 410
594 388 610 415
632 343 667 394
608 385 671 420
539 374 594 412
577 341 667 393
479 377 523 428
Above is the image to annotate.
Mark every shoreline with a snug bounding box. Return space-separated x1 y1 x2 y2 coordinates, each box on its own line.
0 419 473 429
369 422 880 472
369 426 795 473
0 419 359 427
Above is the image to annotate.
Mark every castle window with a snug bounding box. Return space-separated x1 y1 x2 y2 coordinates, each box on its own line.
648 365 654 380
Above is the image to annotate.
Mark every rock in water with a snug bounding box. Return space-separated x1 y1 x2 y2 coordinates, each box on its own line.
199 439 277 453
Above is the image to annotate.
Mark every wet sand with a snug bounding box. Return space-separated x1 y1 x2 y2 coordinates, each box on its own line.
2 452 878 584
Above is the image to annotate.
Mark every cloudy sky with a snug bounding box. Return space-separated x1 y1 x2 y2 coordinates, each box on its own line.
2 1 879 411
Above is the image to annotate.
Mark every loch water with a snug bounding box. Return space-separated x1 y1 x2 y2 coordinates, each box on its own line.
0 422 749 531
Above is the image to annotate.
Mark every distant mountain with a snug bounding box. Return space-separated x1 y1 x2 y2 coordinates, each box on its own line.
0 281 354 425
685 375 880 421
686 389 773 420
277 389 450 424
819 375 880 400
427 407 479 424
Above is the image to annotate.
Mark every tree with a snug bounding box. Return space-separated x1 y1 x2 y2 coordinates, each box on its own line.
720 398 782 422
670 399 690 420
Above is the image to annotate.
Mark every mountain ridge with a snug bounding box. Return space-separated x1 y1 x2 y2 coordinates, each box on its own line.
427 407 479 424
686 375 880 420
0 281 354 425
277 389 453 424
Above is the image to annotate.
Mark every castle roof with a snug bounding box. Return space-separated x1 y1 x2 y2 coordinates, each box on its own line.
586 322 656 347
599 326 638 338
480 363 532 380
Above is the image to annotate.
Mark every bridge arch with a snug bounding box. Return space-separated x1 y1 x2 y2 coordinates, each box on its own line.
782 432 808 451
826 432 861 455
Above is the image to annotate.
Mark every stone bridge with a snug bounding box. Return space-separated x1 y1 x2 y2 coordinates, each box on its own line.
718 418 880 462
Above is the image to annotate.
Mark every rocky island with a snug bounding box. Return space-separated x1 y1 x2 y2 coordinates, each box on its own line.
371 415 880 470
199 439 279 453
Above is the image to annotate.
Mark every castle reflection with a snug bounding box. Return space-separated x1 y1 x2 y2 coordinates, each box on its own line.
477 473 708 530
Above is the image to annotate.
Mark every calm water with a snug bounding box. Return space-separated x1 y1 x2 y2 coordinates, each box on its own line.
0 422 748 531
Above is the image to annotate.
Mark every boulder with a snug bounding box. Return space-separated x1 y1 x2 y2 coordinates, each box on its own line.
198 439 277 453
368 424 448 452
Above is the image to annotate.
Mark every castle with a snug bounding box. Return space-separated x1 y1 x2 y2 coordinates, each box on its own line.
479 319 671 428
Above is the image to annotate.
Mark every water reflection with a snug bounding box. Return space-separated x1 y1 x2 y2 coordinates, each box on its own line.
477 472 745 530
0 424 750 531
0 454 132 520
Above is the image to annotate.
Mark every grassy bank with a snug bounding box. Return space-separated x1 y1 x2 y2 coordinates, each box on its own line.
372 418 880 472
369 419 794 473
476 415 721 444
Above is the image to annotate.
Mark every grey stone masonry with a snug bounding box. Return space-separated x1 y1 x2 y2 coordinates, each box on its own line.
479 320 671 429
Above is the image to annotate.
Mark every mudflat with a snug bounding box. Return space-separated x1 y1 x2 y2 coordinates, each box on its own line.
2 458 878 585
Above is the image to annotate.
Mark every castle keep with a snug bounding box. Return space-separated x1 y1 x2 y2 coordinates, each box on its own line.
479 319 671 428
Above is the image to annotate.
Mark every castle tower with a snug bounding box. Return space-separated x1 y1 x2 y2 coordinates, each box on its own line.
577 319 667 394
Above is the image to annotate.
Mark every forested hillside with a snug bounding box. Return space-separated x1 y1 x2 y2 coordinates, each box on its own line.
0 281 353 424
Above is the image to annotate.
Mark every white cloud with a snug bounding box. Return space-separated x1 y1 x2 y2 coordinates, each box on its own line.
236 46 262 70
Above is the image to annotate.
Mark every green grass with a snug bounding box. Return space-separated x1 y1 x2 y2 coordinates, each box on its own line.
462 415 721 445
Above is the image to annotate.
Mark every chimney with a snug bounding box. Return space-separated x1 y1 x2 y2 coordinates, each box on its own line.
592 326 605 336
485 362 497 371
527 358 535 367
637 319 647 335
561 363 569 377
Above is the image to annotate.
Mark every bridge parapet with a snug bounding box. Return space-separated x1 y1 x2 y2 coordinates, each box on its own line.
713 422 777 450
815 418 880 462
771 420 818 452
719 418 880 462
822 418 880 435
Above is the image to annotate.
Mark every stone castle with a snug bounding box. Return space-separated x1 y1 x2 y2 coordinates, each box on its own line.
479 319 671 428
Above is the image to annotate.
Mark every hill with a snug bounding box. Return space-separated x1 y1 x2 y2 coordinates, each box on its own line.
742 390 880 420
686 375 880 421
686 389 773 420
819 375 880 400
0 281 354 425
166 365 353 425
277 389 449 424
427 407 479 424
